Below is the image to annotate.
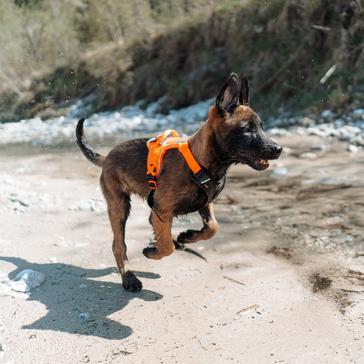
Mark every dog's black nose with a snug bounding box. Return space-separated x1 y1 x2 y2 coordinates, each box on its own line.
275 145 283 155
271 144 283 158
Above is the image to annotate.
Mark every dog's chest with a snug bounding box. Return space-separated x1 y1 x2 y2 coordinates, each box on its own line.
173 187 208 216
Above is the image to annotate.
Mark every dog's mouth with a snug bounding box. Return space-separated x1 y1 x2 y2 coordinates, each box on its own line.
246 157 269 171
240 155 270 171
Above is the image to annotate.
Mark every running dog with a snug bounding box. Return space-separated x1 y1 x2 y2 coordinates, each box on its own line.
76 73 282 291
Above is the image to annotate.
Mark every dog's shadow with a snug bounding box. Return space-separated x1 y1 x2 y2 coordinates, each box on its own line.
0 256 162 340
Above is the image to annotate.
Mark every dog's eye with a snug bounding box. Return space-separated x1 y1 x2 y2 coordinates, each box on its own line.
243 122 255 133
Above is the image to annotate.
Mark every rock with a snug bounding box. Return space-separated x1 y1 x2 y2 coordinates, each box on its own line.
307 127 326 137
310 144 327 151
347 144 359 153
300 152 317 160
271 167 288 178
352 108 364 120
353 136 364 146
302 117 315 127
338 128 352 141
9 269 45 293
319 177 351 186
334 118 345 128
321 109 335 120
69 199 104 212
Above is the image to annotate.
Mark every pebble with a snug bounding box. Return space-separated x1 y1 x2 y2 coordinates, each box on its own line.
271 167 288 178
300 152 317 160
352 108 364 120
69 199 105 212
321 109 335 120
310 144 327 151
347 144 359 153
79 312 90 322
0 97 363 150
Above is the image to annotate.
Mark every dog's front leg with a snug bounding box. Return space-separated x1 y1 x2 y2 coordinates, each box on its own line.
143 211 174 260
177 203 218 244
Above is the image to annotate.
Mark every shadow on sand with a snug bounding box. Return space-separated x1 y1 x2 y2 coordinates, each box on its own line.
0 256 162 340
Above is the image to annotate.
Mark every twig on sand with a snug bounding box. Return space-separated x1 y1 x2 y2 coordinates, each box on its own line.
222 275 246 286
193 336 208 351
220 304 260 326
236 304 259 315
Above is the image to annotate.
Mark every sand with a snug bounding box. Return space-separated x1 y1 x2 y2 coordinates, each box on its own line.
0 134 364 364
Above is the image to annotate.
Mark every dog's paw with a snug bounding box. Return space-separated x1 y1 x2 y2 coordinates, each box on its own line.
143 246 160 259
122 271 142 292
177 230 195 244
143 246 173 260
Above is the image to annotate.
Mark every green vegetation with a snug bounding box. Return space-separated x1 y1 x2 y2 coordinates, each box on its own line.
0 0 363 122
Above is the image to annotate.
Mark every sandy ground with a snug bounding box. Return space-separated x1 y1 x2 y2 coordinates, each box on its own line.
1 134 364 364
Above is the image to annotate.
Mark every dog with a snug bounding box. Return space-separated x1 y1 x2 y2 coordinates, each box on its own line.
76 73 282 292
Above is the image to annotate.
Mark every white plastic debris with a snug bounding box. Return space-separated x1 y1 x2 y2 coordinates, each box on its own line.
9 269 45 293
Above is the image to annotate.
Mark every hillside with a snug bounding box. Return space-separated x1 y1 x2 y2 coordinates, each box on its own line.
0 0 363 123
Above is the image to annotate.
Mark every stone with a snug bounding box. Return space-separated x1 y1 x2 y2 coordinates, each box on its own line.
271 167 288 178
9 269 45 293
352 108 364 120
321 109 335 120
347 144 359 153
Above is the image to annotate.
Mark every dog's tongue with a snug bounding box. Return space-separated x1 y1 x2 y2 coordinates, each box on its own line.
259 159 269 166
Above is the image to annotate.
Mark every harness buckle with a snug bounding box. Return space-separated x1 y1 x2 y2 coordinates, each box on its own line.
192 169 211 189
147 174 157 190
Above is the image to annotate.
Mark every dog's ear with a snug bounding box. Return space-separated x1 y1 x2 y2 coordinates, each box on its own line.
215 73 240 114
239 76 250 106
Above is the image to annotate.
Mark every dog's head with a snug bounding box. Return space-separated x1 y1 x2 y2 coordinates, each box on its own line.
208 73 282 170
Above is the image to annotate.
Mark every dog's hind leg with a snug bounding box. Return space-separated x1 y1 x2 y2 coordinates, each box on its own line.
176 203 218 244
102 178 142 292
143 211 174 260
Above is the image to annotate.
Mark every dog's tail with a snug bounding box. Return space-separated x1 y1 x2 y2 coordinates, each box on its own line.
76 118 105 167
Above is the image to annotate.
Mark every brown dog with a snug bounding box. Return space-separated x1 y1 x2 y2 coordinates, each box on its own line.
76 74 282 291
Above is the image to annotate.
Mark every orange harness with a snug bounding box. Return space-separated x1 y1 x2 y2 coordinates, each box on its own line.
146 130 226 215
146 129 204 190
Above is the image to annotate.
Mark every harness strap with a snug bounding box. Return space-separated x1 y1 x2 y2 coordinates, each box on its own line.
177 142 202 175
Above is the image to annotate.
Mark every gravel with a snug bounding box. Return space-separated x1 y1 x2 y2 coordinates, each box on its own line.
0 97 363 149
